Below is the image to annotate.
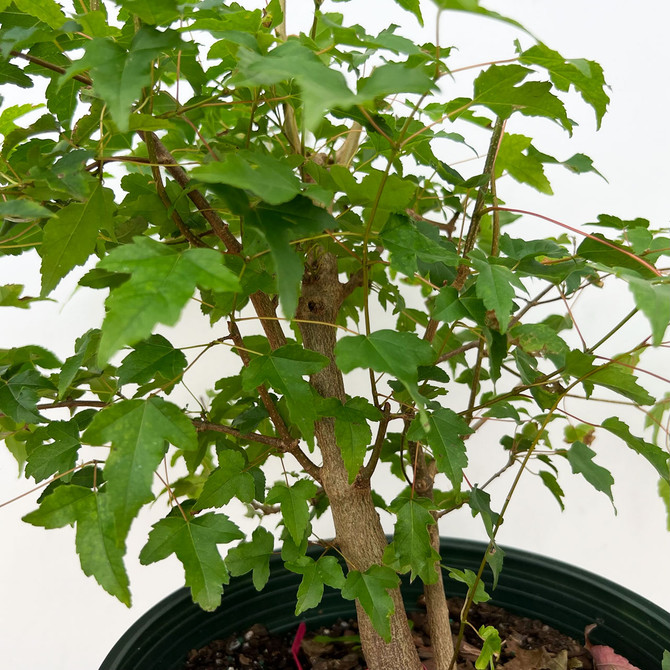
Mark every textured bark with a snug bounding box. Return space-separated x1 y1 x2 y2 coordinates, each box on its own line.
424 523 454 670
412 443 455 670
296 252 422 670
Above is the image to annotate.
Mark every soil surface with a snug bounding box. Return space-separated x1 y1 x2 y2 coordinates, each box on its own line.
182 597 593 670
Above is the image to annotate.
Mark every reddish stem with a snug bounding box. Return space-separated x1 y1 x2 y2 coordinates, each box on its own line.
486 206 662 277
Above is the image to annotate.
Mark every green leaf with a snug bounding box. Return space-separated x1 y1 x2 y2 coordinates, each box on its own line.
97 237 240 364
380 214 459 277
586 214 650 231
119 0 181 25
39 183 113 296
266 479 318 545
390 0 423 25
194 450 256 511
330 168 416 212
468 487 499 541
0 199 54 219
25 419 80 482
407 408 472 487
67 28 182 132
241 344 328 446
567 441 615 507
140 511 243 610
192 151 301 205
495 134 552 194
471 254 525 333
601 417 670 481
472 64 571 132
24 485 130 605
662 649 670 670
14 0 66 29
576 233 655 278
520 42 609 128
432 286 470 322
390 496 439 583
539 470 565 511
226 526 275 591
431 0 530 35
58 329 101 399
485 544 504 589
0 345 60 369
358 62 433 99
476 626 501 670
286 555 346 614
509 323 568 356
117 334 187 393
660 480 670 532
83 397 198 543
0 284 34 308
563 350 654 406
232 40 357 129
342 564 398 642
627 277 670 346
0 368 47 423
0 103 38 136
244 196 339 318
0 60 32 88
335 330 435 409
331 397 377 483
447 567 490 603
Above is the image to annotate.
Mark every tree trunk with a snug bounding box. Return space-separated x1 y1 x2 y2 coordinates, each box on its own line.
296 252 423 670
411 443 455 670
423 523 454 670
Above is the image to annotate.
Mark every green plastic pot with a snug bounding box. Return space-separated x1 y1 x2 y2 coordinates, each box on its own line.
99 539 669 670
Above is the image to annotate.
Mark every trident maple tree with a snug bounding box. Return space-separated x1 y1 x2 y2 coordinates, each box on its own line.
1 1 669 669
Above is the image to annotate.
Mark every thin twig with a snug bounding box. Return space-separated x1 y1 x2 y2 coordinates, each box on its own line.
10 50 92 86
359 403 392 481
461 117 505 257
195 420 294 449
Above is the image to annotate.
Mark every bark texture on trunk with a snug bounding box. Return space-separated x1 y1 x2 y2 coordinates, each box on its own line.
412 443 455 670
296 252 423 670
424 523 454 670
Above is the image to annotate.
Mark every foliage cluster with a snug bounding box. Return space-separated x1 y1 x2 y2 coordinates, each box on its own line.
1 0 669 668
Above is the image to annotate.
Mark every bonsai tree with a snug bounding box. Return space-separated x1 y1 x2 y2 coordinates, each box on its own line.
1 0 669 668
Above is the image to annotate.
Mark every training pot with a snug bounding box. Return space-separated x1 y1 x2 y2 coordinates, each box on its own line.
99 538 669 670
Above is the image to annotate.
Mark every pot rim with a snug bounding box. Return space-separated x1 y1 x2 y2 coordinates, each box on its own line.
99 537 670 670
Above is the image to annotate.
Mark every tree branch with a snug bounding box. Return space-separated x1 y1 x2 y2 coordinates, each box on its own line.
227 320 321 481
10 50 92 86
194 420 292 449
453 116 505 289
358 403 391 482
143 132 287 348
143 132 205 248
140 132 241 252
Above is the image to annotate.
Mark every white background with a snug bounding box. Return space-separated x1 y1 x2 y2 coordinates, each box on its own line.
1 1 669 669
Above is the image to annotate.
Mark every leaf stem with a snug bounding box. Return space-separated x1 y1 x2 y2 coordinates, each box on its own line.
586 308 637 353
